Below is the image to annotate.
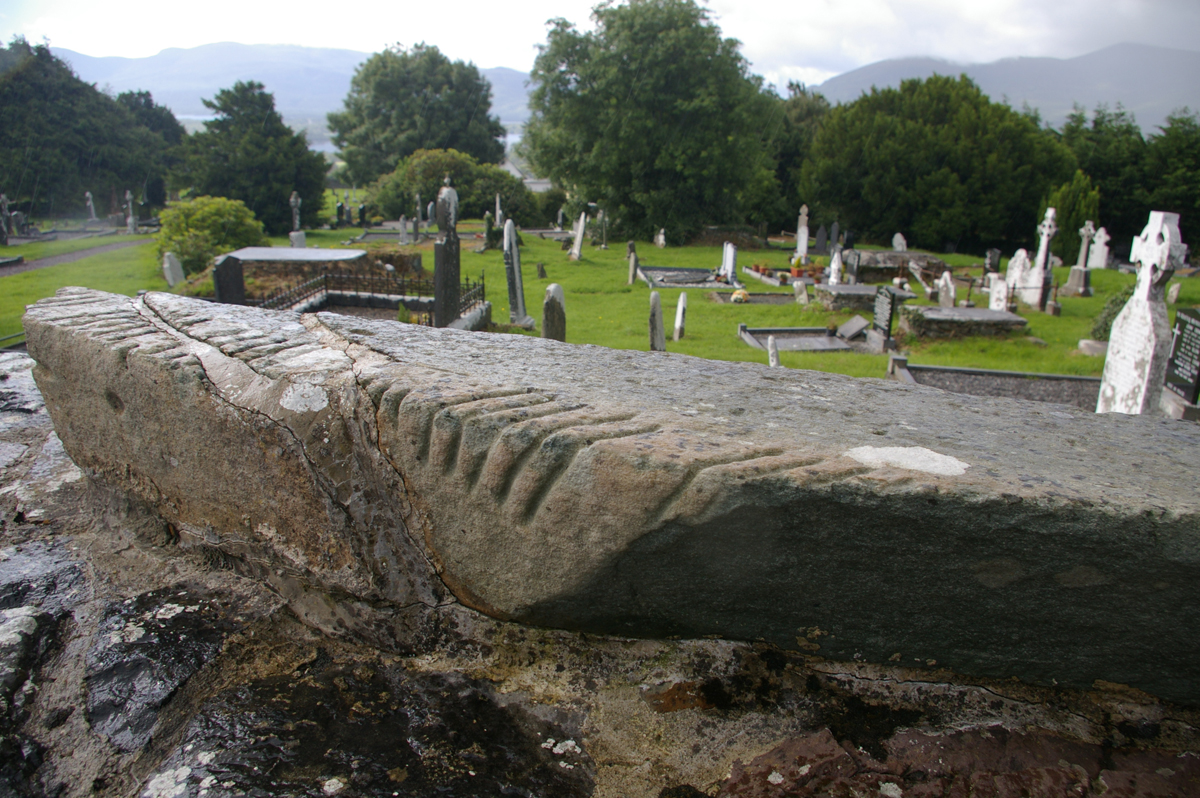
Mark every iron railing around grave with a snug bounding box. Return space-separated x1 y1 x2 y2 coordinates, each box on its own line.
249 270 484 326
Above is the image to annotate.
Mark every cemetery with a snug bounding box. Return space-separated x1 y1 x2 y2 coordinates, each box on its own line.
3 17 1200 797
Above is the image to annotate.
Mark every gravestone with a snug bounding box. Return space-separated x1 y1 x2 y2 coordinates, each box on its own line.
628 252 639 286
503 220 534 328
828 245 843 285
814 225 827 254
795 205 809 262
649 291 666 351
85 191 98 222
124 189 136 234
794 281 810 305
1165 308 1200 405
536 262 547 280
1029 208 1058 309
1076 220 1096 269
1168 282 1182 304
873 287 896 338
627 240 637 259
1063 266 1092 297
1097 211 1189 415
358 204 367 227
212 255 246 305
289 231 306 248
938 271 957 308
673 292 687 341
1088 227 1111 269
542 284 566 342
1006 248 1036 306
335 202 344 227
655 228 666 248
837 315 870 340
569 213 586 261
556 207 564 230
399 215 409 244
988 273 1010 312
984 249 1001 273
495 193 504 230
432 178 461 328
718 242 737 283
415 192 422 227
412 215 419 242
767 335 780 367
162 253 184 288
844 229 856 250
892 232 907 252
830 222 840 249
427 202 436 228
842 248 860 284
290 191 301 232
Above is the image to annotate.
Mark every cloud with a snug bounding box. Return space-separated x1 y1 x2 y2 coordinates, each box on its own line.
4 0 1199 80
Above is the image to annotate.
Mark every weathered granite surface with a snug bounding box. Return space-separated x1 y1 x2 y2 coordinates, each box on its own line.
23 288 1200 705
2 341 1200 797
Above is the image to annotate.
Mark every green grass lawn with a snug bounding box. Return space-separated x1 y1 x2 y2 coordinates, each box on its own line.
4 223 1198 385
0 240 163 339
1 232 152 263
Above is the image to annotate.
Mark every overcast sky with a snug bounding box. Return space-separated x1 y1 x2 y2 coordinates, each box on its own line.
4 0 1199 88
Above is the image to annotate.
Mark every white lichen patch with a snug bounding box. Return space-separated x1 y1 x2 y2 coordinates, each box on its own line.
844 446 969 476
322 777 346 795
142 767 191 798
155 604 185 621
767 771 784 784
280 383 329 413
110 623 146 645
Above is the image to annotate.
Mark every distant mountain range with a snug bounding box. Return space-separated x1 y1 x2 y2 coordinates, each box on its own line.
51 42 532 151
814 43 1200 133
52 41 1200 153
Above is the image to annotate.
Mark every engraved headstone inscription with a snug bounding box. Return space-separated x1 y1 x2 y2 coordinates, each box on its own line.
1165 308 1200 405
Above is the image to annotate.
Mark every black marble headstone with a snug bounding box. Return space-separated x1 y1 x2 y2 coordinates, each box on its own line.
831 222 840 249
335 202 344 228
1166 308 1200 405
213 256 245 306
814 225 827 254
844 229 856 250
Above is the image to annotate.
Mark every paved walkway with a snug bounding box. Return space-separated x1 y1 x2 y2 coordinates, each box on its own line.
0 239 151 279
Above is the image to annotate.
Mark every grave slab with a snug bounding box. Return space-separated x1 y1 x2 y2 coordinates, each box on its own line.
812 283 878 311
737 324 850 352
899 306 1028 338
22 288 1200 705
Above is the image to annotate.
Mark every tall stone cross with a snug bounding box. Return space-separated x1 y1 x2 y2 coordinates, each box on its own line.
1076 220 1096 269
289 191 302 232
1029 208 1057 309
124 189 136 234
1097 211 1189 415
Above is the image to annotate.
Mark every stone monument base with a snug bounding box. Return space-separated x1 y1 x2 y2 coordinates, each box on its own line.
1161 390 1200 421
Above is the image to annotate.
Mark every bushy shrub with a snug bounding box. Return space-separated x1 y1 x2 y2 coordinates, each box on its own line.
371 149 534 226
1090 282 1135 341
156 196 266 275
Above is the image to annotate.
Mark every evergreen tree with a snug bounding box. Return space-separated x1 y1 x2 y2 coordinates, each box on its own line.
0 37 176 217
329 44 506 186
523 0 776 243
179 81 327 234
1040 169 1101 263
1140 110 1200 249
1061 105 1147 243
799 75 1075 252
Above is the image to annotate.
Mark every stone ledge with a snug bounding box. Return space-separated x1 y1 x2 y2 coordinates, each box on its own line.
22 288 1200 704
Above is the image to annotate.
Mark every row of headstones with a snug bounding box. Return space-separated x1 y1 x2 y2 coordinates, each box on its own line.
791 206 857 263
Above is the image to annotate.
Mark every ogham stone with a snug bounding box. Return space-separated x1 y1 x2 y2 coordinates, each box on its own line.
1097 211 1189 415
21 288 1200 704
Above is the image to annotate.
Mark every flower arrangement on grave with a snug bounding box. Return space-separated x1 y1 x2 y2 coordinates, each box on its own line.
731 289 750 303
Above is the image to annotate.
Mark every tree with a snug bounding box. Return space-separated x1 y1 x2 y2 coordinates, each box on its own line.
799 75 1076 252
1061 105 1147 243
179 81 327 234
371 148 532 226
1140 110 1200 249
0 37 177 217
523 0 776 243
1040 170 1100 263
116 90 185 206
328 44 506 186
156 196 266 276
761 82 830 230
